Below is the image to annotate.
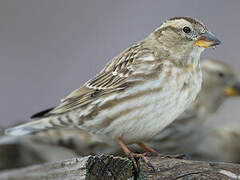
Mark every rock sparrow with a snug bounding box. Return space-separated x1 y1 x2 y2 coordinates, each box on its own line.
5 17 220 163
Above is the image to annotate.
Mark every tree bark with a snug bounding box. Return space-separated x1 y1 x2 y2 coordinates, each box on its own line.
1 155 240 180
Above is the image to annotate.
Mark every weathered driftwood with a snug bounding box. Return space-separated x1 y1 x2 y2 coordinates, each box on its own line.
138 157 240 179
1 155 240 180
0 155 133 180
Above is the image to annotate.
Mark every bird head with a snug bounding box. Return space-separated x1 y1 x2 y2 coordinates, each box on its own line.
154 17 221 49
151 17 221 67
199 59 240 112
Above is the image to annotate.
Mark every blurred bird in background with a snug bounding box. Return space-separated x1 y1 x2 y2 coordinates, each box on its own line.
4 17 220 167
193 122 240 163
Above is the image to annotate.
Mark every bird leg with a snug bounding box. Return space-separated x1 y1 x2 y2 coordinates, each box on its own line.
116 138 154 171
137 142 159 156
137 142 185 159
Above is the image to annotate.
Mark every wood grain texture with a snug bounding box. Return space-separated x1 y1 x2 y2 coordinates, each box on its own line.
138 157 240 179
0 155 133 180
1 155 240 180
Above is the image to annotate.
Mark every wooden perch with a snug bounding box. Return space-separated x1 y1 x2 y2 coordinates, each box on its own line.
0 155 133 180
0 155 240 180
138 157 240 179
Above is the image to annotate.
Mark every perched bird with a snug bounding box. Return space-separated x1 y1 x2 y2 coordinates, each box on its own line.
5 17 220 164
23 59 240 158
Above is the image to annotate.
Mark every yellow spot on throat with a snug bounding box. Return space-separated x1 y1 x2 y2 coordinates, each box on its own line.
187 63 194 70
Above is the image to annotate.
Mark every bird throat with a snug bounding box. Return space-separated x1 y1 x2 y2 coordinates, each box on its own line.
155 36 204 70
164 45 204 70
186 46 204 70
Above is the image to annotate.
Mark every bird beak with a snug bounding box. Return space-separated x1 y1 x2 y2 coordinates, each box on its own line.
194 30 221 48
224 82 240 96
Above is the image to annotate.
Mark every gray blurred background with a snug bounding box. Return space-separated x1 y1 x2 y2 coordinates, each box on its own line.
0 0 240 128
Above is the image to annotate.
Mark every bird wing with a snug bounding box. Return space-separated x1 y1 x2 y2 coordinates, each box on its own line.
33 43 158 117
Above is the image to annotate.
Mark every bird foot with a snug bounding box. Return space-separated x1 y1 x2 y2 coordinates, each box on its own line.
144 151 160 157
127 152 155 172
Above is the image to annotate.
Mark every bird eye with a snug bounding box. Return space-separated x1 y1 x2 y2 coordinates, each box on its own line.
183 26 191 33
218 72 225 78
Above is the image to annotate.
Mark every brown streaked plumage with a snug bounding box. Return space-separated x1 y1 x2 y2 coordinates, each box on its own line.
5 17 220 164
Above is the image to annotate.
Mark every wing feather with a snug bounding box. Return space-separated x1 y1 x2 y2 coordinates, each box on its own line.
39 43 157 116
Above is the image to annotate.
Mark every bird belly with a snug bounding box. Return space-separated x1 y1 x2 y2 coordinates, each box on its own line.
82 65 202 144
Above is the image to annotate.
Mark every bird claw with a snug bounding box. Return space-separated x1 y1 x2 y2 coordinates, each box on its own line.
127 152 139 171
144 151 160 157
127 152 156 173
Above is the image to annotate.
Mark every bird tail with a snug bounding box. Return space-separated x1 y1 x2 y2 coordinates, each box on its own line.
5 118 53 136
0 135 19 145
